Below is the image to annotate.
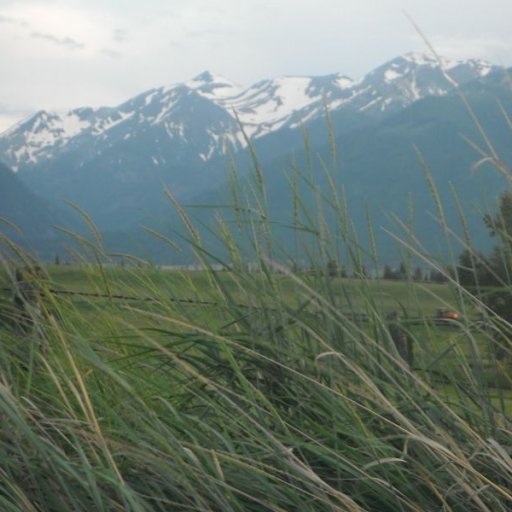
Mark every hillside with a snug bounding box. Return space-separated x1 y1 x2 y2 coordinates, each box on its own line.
0 161 61 238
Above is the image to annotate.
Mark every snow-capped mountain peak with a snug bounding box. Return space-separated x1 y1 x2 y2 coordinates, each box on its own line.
348 52 498 111
184 71 243 100
0 107 103 170
401 52 494 76
192 70 219 82
402 52 440 66
0 53 502 172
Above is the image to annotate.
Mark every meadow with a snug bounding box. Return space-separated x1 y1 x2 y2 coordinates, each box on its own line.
0 251 511 511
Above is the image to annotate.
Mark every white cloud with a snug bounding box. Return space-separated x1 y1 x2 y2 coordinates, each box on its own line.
30 31 85 50
113 29 128 43
0 1 116 57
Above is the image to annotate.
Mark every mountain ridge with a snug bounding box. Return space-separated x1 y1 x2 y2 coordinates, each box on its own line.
0 52 500 173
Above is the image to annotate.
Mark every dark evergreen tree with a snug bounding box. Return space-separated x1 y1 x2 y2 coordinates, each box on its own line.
456 249 494 286
430 269 448 283
457 190 512 359
483 190 512 240
383 264 394 280
326 259 339 277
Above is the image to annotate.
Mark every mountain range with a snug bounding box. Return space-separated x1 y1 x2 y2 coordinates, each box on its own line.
0 52 510 264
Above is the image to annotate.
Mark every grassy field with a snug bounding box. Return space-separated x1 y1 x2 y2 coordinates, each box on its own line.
1 263 507 390
0 251 511 511
0 263 467 344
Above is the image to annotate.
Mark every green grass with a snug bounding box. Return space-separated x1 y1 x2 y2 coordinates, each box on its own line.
1 254 511 511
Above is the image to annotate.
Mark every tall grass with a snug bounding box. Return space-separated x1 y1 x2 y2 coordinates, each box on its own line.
1 103 512 511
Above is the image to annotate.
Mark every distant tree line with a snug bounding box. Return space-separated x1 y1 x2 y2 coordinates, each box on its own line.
382 264 447 282
293 259 448 282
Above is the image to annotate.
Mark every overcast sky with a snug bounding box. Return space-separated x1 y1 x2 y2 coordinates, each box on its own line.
0 0 511 132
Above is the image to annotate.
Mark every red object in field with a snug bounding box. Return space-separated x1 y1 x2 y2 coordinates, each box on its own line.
436 309 460 321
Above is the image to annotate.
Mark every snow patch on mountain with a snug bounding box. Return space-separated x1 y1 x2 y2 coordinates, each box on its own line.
167 122 186 141
224 76 316 134
94 110 135 134
384 69 401 82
